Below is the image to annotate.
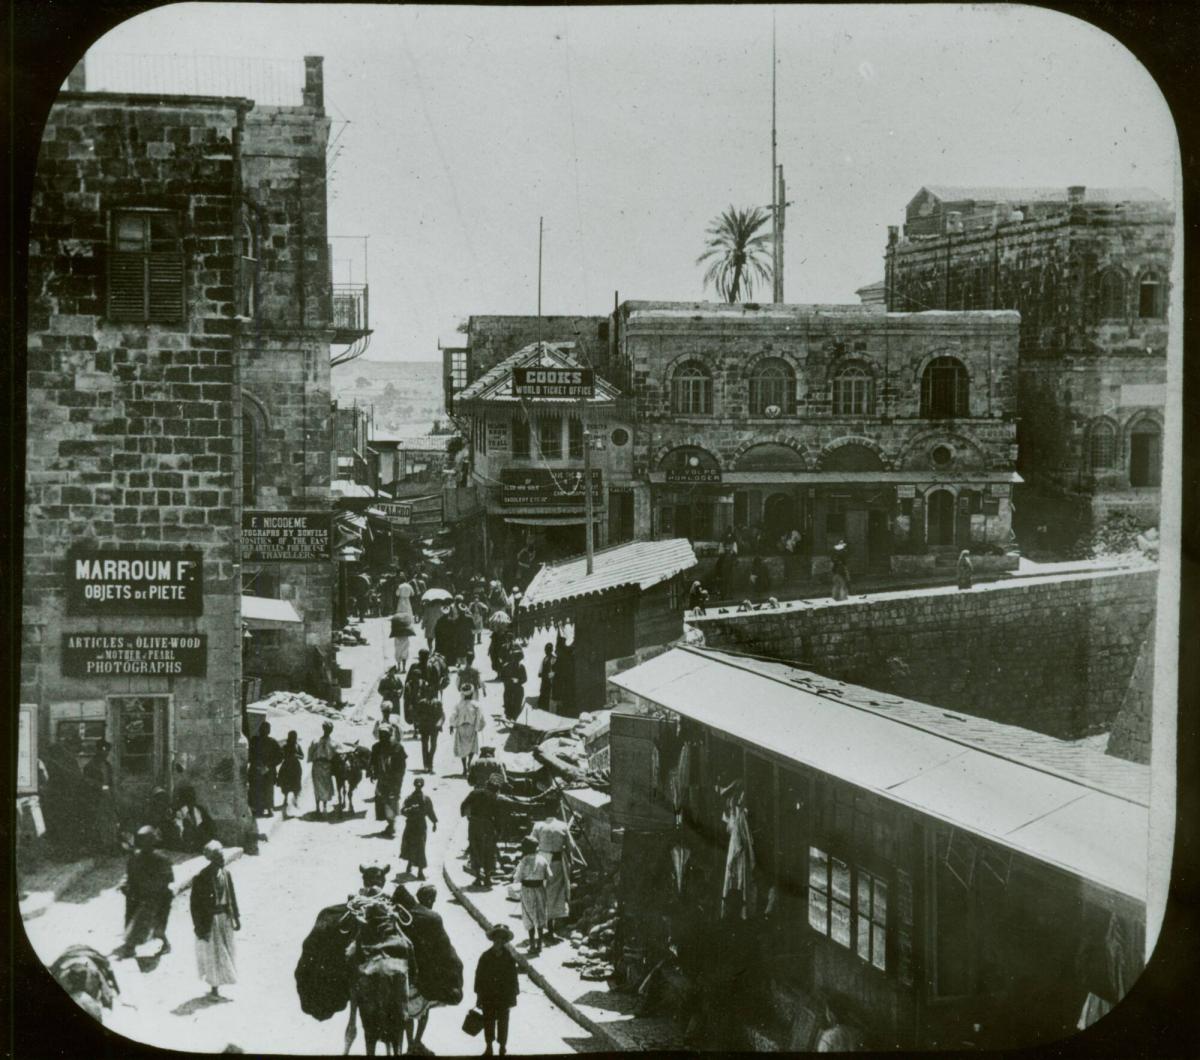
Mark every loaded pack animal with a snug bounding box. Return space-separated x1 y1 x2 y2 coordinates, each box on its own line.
295 886 462 1056
331 744 371 815
49 945 120 1025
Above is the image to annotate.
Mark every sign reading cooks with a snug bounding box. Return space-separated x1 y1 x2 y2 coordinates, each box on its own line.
512 366 595 398
62 633 207 677
500 468 602 506
242 511 332 562
67 549 203 616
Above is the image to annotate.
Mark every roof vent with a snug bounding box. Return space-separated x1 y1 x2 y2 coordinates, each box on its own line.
1067 185 1086 205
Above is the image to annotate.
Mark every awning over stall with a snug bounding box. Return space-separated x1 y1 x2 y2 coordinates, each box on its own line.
242 595 304 630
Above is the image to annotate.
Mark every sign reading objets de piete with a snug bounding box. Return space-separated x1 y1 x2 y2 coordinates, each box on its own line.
67 548 203 616
512 366 595 399
242 511 332 562
62 632 207 677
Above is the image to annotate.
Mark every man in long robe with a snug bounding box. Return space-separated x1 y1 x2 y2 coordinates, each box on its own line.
532 816 583 938
308 721 337 815
368 729 407 838
248 721 282 817
460 777 517 887
400 884 463 1050
116 826 174 958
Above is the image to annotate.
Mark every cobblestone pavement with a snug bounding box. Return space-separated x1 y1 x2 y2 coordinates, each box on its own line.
20 618 604 1055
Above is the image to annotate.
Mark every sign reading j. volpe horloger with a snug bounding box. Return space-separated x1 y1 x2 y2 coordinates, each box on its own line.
67 549 203 616
512 366 595 398
62 633 207 677
242 511 332 562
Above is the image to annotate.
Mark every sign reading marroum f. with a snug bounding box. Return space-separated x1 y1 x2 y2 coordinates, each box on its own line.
512 366 595 399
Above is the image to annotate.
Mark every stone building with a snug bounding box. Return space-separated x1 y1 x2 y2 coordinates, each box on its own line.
452 342 636 578
883 185 1173 541
610 300 1020 577
21 56 351 843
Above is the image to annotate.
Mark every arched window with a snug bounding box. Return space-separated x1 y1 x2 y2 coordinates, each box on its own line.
1129 420 1162 488
1089 421 1116 470
1139 270 1166 319
671 360 713 415
748 357 795 415
1098 269 1127 320
832 365 874 416
920 357 969 419
238 206 258 319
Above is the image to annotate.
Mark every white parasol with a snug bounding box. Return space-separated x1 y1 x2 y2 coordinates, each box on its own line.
421 587 453 603
488 610 512 630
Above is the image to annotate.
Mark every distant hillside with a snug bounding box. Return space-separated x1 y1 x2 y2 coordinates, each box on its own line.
331 359 449 434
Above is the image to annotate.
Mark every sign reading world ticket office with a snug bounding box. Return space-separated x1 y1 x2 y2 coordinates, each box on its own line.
242 511 332 562
512 366 595 398
67 548 203 616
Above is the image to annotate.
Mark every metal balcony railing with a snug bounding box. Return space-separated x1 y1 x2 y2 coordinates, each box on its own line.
332 283 369 335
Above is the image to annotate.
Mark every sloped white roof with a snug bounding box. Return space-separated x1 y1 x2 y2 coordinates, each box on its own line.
242 595 303 627
455 342 621 405
522 538 697 610
609 647 1149 904
331 479 375 499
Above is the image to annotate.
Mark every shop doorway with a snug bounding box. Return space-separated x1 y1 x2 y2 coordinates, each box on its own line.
845 509 869 573
927 489 957 546
868 508 891 571
764 492 797 543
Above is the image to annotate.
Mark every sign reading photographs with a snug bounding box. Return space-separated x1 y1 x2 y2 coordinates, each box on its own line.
242 511 332 562
67 549 203 616
664 468 722 483
500 468 602 507
512 367 595 398
62 633 207 677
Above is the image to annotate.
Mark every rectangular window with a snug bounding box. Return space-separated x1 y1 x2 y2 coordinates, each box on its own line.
568 417 584 459
242 568 281 598
856 871 889 971
512 416 530 459
486 420 509 451
539 416 562 459
808 847 853 948
108 210 185 323
451 351 468 390
109 695 170 779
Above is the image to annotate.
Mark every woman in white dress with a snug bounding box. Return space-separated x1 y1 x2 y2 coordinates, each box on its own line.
392 575 416 669
448 683 485 778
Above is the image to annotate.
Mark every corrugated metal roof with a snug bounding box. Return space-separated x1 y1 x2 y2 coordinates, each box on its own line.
455 342 622 405
522 538 697 610
920 185 1166 205
609 647 1149 903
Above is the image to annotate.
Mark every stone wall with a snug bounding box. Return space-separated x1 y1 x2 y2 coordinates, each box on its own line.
238 88 336 698
24 91 252 839
1106 625 1154 763
691 567 1156 739
885 197 1172 522
465 315 612 382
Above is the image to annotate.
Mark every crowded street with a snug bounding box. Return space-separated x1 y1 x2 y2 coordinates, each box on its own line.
22 617 605 1054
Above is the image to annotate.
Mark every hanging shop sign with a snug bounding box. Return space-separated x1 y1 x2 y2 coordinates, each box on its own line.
664 468 722 484
67 548 203 616
896 484 917 499
376 502 413 526
500 468 602 507
242 511 332 562
512 366 595 398
62 632 207 678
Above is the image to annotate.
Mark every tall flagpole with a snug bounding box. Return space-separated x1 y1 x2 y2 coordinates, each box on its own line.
771 11 781 303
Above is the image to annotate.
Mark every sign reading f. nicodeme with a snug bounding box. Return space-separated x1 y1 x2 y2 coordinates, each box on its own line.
62 633 207 677
242 511 332 562
67 548 203 616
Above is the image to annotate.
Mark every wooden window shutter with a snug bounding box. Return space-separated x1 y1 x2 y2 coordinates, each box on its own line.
108 211 184 323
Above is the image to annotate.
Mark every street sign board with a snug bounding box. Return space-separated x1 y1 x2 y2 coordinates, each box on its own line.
664 468 722 483
500 468 602 507
62 632 207 678
512 366 595 398
67 548 203 616
376 502 413 526
242 511 332 562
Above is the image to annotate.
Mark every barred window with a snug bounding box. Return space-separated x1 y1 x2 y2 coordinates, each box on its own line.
1097 269 1127 320
748 358 795 415
1089 421 1116 470
833 365 874 415
108 211 184 323
671 361 713 415
538 416 562 459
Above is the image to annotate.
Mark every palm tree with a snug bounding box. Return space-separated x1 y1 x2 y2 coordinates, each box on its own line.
696 205 774 303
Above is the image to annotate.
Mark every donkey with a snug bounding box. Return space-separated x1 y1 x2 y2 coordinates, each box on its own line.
331 744 371 815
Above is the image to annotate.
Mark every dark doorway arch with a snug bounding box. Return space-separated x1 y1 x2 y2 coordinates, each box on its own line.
763 493 797 541
926 489 956 546
821 443 885 473
736 443 806 472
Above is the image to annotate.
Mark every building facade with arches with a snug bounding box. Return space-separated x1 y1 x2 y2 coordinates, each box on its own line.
882 185 1173 535
611 301 1020 576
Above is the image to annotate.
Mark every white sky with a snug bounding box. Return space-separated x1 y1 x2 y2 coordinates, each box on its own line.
83 3 1179 361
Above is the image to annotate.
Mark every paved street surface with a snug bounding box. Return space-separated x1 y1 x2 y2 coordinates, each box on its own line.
21 618 604 1055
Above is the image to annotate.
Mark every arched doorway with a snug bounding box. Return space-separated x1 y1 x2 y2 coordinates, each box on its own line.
926 489 956 546
763 493 796 542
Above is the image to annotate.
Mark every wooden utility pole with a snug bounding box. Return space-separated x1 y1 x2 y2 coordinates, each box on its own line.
582 414 595 574
771 13 782 303
776 164 786 302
